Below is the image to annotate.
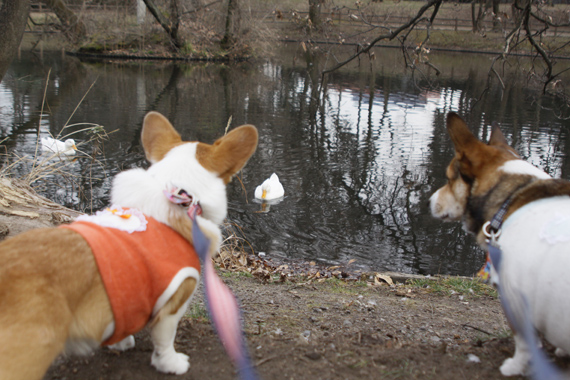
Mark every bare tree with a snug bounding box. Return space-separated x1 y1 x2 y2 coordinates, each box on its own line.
221 0 239 49
143 0 185 50
0 0 31 83
309 0 323 28
41 0 87 41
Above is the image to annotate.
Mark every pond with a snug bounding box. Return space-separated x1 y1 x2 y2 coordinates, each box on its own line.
1 44 570 276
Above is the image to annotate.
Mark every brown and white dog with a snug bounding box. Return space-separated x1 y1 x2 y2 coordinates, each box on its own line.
430 112 570 376
0 112 258 380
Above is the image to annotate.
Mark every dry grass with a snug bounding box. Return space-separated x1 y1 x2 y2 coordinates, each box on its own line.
0 72 112 212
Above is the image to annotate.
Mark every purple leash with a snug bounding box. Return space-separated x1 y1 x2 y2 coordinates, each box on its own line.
191 211 258 380
165 187 258 379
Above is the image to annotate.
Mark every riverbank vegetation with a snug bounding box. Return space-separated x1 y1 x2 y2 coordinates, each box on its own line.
18 0 570 113
26 1 570 58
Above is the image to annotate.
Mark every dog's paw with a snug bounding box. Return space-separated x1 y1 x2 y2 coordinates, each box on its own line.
151 351 190 375
500 358 526 377
108 335 135 351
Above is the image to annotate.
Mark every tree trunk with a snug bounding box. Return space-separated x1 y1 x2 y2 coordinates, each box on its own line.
142 0 184 50
221 0 238 49
137 0 146 25
308 0 322 28
41 0 86 41
471 0 485 33
471 1 477 32
492 0 500 31
0 0 30 83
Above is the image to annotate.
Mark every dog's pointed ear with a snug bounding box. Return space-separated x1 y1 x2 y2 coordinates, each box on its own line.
488 121 521 158
446 112 480 154
196 125 258 184
447 112 488 179
488 121 509 147
141 112 183 164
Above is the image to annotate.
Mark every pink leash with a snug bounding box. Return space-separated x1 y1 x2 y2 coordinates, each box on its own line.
165 188 258 380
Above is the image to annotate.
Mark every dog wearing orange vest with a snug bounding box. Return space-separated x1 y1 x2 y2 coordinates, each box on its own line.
0 112 258 380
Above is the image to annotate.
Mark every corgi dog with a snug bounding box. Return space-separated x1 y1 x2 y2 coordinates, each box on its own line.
0 112 258 380
430 112 570 376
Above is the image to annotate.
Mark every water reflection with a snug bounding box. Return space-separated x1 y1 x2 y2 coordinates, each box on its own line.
1 45 569 276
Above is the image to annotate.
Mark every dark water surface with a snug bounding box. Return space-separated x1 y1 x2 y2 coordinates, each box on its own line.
2 45 570 276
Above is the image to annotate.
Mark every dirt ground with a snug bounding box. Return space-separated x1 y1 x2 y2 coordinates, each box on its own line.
41 270 570 380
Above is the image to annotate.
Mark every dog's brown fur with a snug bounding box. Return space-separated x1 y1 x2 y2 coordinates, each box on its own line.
434 113 542 245
0 228 114 379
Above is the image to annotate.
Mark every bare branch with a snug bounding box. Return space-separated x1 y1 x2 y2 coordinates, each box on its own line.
530 9 570 28
321 0 442 77
522 3 553 93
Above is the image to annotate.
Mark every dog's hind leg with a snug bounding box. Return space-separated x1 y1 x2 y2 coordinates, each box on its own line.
0 291 71 380
149 277 197 375
500 333 531 376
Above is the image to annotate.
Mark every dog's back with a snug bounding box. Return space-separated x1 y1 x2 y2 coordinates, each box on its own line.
499 197 570 350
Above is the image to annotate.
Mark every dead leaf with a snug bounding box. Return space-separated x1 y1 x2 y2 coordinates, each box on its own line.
374 273 394 286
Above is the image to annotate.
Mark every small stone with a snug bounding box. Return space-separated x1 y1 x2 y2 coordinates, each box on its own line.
305 351 321 360
467 354 481 363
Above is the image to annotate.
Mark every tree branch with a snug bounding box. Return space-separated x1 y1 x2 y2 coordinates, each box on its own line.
321 0 442 77
522 3 553 93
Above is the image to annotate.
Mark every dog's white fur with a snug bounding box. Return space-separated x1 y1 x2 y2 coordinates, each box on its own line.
0 111 258 380
430 112 570 377
499 160 552 180
496 197 570 376
112 143 228 226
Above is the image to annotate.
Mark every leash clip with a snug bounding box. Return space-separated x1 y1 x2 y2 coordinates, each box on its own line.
482 221 501 243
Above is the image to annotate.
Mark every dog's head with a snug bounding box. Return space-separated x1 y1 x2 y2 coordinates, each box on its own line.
429 112 536 242
111 112 258 237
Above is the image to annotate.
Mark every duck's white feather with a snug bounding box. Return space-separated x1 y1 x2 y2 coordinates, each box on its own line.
41 137 77 156
254 173 284 200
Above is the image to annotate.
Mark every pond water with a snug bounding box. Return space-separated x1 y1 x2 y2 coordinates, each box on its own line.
1 44 570 276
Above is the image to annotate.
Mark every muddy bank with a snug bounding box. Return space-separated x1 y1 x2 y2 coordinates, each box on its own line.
44 274 530 380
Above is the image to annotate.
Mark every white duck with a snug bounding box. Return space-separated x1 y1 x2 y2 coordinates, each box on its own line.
255 173 284 201
41 137 77 156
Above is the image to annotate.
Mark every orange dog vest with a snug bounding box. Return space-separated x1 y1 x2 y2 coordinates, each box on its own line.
60 211 200 345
